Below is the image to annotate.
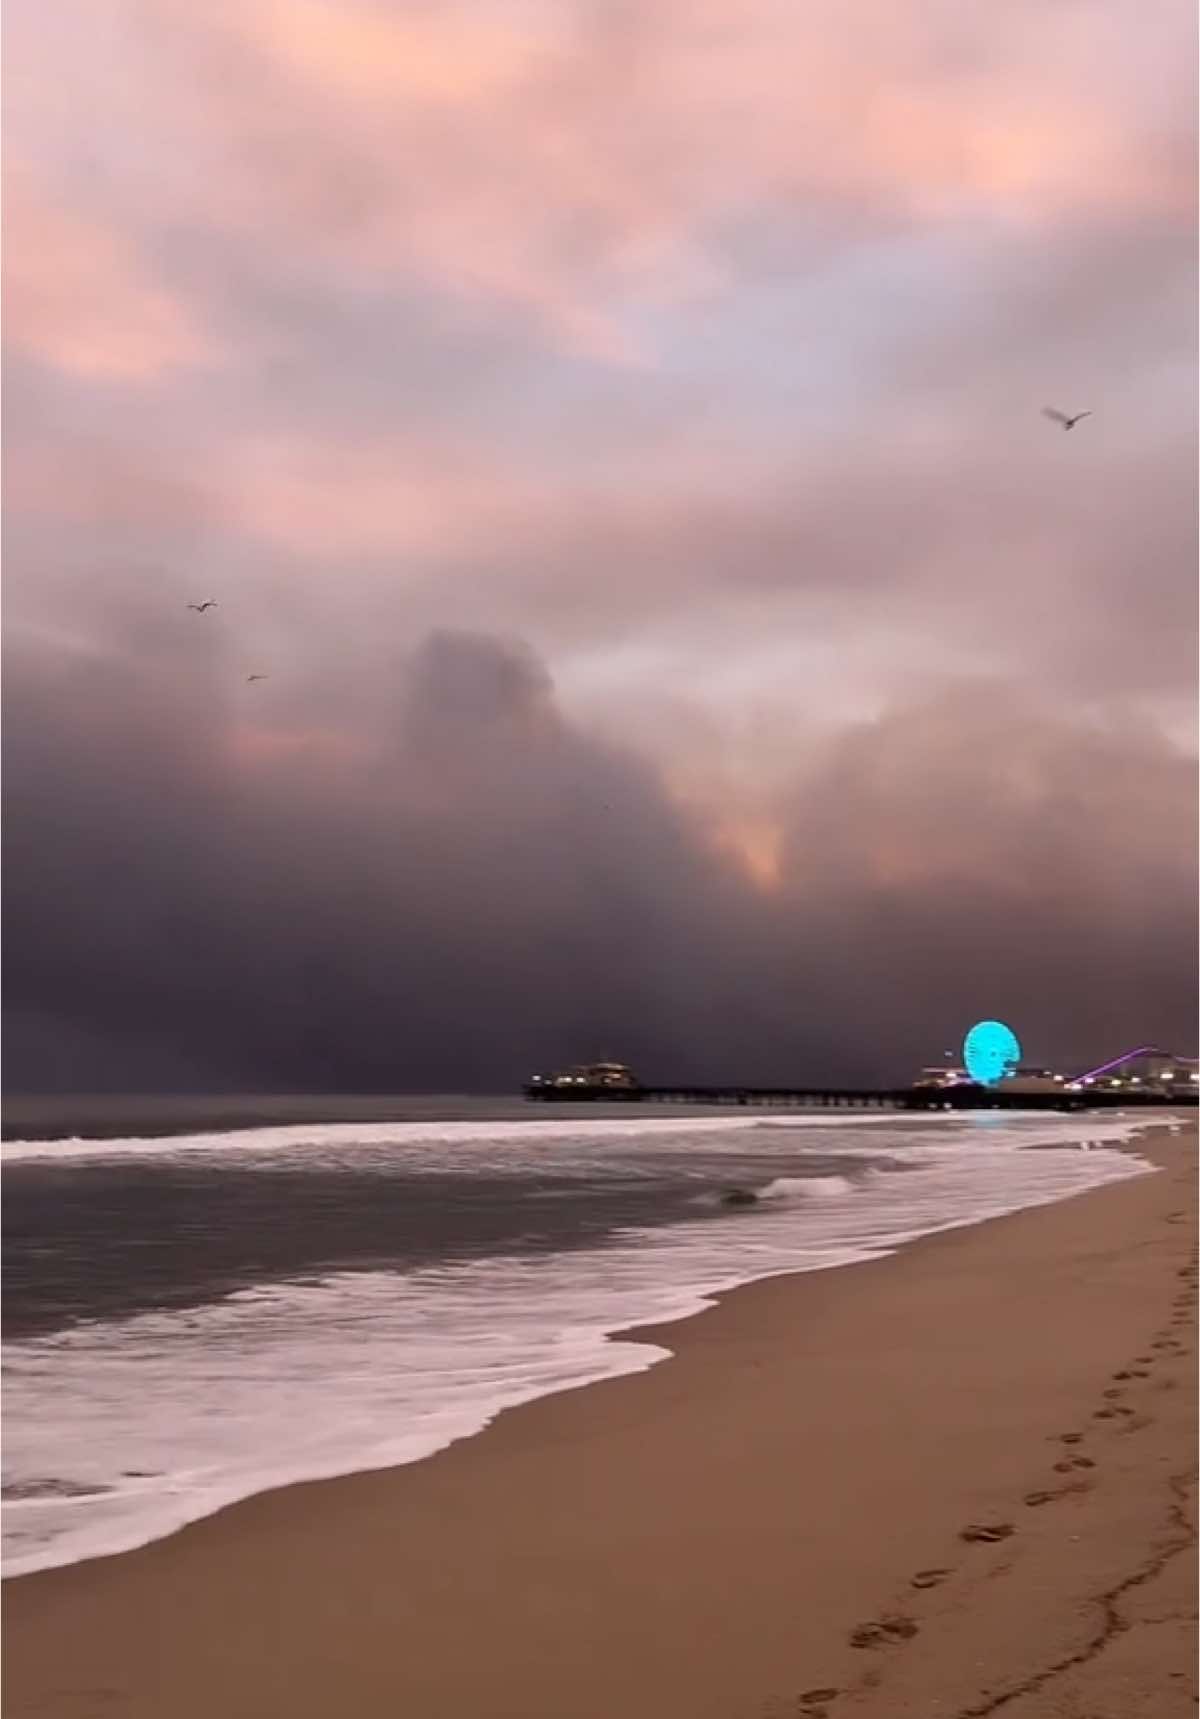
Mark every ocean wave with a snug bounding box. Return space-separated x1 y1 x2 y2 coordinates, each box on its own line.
757 1173 858 1200
1 1112 894 1165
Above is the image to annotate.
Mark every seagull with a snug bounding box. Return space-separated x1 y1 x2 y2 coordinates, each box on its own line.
245 673 269 683
186 600 218 613
1042 408 1092 431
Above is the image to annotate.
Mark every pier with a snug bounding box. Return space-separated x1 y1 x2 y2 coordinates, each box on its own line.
525 1084 1196 1112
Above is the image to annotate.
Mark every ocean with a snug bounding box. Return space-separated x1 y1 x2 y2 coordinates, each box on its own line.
1 1099 1159 1579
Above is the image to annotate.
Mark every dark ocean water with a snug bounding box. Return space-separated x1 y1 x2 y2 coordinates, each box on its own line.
3 1136 875 1338
1 1093 886 1338
2 1090 584 1142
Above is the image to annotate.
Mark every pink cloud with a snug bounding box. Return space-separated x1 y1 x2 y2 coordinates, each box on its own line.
3 169 216 381
134 0 1191 345
4 0 1192 805
16 0 1183 370
219 432 555 558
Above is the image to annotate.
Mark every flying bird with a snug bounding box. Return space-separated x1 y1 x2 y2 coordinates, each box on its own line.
186 600 218 613
246 674 269 683
1042 408 1092 431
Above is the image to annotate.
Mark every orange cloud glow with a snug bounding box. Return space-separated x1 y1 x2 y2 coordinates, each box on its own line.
710 817 784 891
255 0 537 105
227 722 365 771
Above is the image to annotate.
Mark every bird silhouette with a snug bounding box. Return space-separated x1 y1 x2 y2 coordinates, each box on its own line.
246 674 269 683
186 600 218 613
1042 408 1092 431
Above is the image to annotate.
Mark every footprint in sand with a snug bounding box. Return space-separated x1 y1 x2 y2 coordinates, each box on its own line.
798 1687 839 1706
1102 1387 1125 1399
1112 1370 1134 1380
1026 1480 1089 1506
960 1522 1014 1544
1094 1408 1117 1419
910 1568 951 1590
1056 1432 1085 1445
1053 1456 1095 1473
849 1614 919 1648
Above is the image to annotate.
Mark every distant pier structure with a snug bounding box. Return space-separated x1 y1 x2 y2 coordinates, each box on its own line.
523 1046 1198 1112
524 1081 1193 1112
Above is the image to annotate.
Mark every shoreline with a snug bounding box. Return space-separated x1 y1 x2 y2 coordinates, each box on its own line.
4 1122 1194 1717
2 1118 1158 1581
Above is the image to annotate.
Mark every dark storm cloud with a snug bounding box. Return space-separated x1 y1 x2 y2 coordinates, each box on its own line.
3 632 1194 1091
770 683 1198 1075
2 632 776 1090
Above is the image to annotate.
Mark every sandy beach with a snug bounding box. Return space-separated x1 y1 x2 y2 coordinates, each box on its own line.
4 1123 1195 1719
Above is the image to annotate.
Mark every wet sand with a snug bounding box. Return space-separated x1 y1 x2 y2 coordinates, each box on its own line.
4 1124 1196 1719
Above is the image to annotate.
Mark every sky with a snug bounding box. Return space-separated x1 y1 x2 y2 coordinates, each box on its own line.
3 0 1197 1093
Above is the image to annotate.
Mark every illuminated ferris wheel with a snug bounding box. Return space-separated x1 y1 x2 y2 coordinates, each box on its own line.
962 1020 1021 1087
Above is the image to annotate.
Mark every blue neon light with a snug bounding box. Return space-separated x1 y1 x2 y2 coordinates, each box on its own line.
963 1020 1021 1087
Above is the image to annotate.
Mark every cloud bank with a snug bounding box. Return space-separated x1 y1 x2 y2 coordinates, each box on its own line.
3 0 1195 1089
4 631 1194 1090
